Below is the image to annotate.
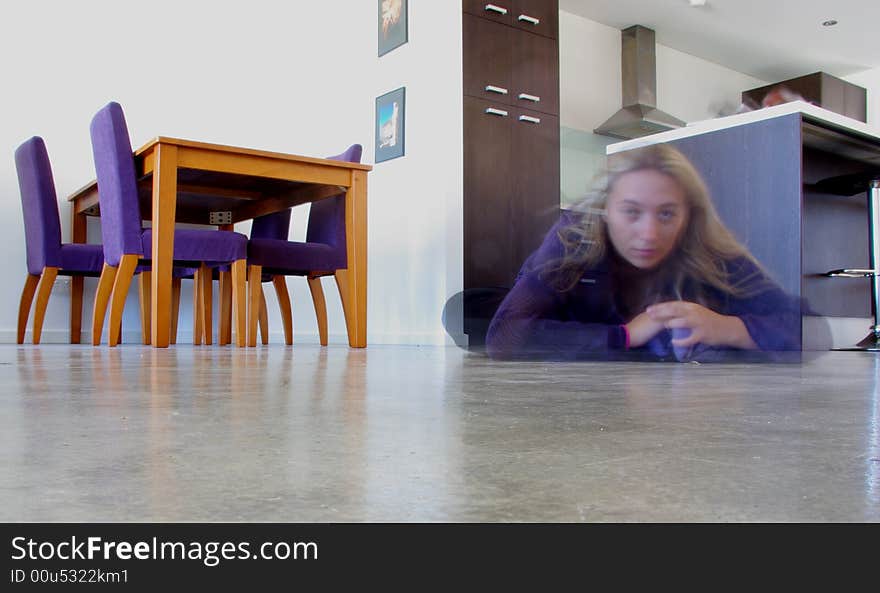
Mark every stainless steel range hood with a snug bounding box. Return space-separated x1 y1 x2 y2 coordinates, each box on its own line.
594 25 686 140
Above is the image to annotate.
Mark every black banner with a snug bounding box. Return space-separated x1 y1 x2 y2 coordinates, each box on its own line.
0 523 874 586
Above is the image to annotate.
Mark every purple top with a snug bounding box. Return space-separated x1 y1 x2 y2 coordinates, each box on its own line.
486 212 805 362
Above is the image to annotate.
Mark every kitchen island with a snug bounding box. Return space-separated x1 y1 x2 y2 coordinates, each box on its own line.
607 101 880 348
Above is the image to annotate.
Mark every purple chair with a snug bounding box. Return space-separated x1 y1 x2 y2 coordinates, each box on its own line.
15 136 105 344
89 101 250 347
245 144 362 346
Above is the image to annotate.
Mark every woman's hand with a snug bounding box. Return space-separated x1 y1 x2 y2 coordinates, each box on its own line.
625 311 666 348
646 301 758 350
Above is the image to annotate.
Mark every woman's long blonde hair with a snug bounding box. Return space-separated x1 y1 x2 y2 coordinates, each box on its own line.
542 143 770 298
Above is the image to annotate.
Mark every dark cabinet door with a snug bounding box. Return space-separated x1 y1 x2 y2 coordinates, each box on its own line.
464 96 515 290
464 0 558 39
462 0 559 339
464 15 559 115
511 29 559 116
464 98 560 289
463 14 514 105
510 106 560 273
511 0 558 39
463 0 513 25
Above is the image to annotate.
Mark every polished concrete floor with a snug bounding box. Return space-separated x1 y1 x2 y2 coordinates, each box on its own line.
1 344 878 522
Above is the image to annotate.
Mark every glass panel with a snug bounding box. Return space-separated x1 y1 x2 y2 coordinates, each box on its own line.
559 126 614 207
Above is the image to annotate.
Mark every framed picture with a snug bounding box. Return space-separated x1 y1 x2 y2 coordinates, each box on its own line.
375 87 406 163
378 0 408 56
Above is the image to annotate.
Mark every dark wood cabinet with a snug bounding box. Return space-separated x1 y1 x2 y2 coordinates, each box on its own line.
510 0 558 38
463 13 558 115
463 96 514 290
743 72 867 123
509 105 560 270
463 97 560 290
463 0 511 26
461 0 559 343
510 23 559 115
463 14 514 105
463 0 557 39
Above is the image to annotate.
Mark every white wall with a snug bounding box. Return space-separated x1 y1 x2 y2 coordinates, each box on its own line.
655 45 768 123
845 68 880 126
558 13 623 133
1 0 463 346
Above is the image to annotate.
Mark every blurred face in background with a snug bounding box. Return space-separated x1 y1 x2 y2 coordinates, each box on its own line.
605 169 688 270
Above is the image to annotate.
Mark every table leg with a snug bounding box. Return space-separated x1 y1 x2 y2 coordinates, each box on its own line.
70 206 87 343
218 224 233 345
337 169 367 348
150 144 178 347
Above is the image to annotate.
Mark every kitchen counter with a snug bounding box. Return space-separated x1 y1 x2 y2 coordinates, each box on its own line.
607 100 880 161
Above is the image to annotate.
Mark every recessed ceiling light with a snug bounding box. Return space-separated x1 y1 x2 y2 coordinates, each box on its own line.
822 19 838 26
688 0 708 6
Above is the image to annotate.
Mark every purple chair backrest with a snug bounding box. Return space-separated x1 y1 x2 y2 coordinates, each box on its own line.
307 144 362 256
250 208 291 241
15 137 63 275
89 102 144 267
250 144 363 260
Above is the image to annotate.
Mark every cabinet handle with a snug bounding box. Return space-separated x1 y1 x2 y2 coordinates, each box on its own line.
485 108 509 117
518 93 541 102
517 14 540 25
518 115 541 124
485 85 509 95
484 4 508 15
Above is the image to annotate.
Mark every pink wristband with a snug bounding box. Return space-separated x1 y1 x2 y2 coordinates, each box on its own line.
620 324 630 350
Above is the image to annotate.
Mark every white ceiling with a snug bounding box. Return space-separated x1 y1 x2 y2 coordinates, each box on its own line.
560 0 880 83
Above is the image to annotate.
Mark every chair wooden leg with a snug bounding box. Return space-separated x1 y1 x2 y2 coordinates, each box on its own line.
219 270 231 345
108 255 138 347
171 277 181 345
308 276 328 346
247 264 262 347
273 276 293 345
259 288 269 345
200 263 213 345
232 260 247 347
18 274 41 344
31 267 59 345
92 263 117 345
70 276 84 344
192 268 203 345
334 270 356 346
139 271 152 345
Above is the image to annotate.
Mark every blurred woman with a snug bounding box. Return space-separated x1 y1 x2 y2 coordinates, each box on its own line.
486 143 804 361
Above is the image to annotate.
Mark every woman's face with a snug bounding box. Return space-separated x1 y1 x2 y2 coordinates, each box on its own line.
605 169 688 270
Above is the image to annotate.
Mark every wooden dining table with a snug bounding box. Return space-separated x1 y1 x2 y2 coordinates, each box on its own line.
67 137 371 348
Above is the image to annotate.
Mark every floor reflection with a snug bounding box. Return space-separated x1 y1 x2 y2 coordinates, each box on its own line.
2 345 879 521
866 357 879 507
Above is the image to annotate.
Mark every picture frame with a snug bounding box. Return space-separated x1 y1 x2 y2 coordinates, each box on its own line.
378 0 408 57
375 87 406 163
